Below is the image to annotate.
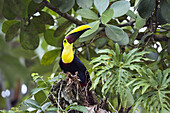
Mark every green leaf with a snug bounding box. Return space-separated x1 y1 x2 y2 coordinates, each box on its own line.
38 11 54 25
33 0 43 3
70 105 88 113
160 0 170 23
28 1 44 16
137 0 156 19
76 0 93 9
50 0 75 13
41 49 60 65
34 90 47 104
105 24 124 41
110 1 130 18
20 29 39 50
79 27 102 42
101 9 114 24
45 29 64 47
12 0 26 17
5 22 20 41
2 0 16 20
94 37 108 49
54 21 72 37
135 14 146 29
80 20 100 38
2 20 20 33
77 8 98 20
117 31 129 45
94 0 109 15
23 99 41 109
126 10 137 19
31 88 47 95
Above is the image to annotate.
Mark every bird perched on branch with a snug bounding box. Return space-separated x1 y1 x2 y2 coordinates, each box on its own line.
59 25 91 86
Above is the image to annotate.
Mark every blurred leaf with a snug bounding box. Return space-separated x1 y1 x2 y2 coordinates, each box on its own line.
34 90 47 104
117 31 129 45
33 0 43 3
5 22 20 41
41 49 60 65
0 36 10 53
79 27 103 42
41 102 51 112
0 54 30 87
126 10 137 19
94 37 108 49
50 0 75 13
53 57 60 72
94 0 109 15
135 14 146 29
38 11 54 25
31 88 47 95
146 50 158 61
168 39 170 54
13 0 27 17
105 24 124 41
76 0 93 9
45 29 63 47
137 0 156 19
70 105 88 113
77 9 98 20
20 29 39 50
110 1 130 18
2 20 19 33
2 0 16 19
54 21 72 37
12 48 35 58
101 9 114 24
157 8 167 25
28 0 44 16
160 0 170 23
80 20 100 38
23 99 41 110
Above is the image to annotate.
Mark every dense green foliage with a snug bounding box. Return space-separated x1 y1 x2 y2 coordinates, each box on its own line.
0 0 169 112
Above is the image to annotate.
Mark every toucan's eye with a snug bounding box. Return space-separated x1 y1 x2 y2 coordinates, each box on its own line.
64 40 66 43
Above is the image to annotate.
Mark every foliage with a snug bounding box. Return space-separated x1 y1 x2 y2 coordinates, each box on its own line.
90 43 152 110
0 0 170 112
127 68 170 113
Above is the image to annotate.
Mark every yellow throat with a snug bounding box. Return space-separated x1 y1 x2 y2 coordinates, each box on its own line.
62 39 74 63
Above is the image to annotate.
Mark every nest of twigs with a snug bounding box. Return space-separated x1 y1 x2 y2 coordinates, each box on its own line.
48 72 110 113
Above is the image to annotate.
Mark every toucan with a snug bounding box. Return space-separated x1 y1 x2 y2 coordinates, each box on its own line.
59 25 91 86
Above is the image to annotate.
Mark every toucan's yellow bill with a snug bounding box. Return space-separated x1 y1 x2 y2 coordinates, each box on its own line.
65 25 91 44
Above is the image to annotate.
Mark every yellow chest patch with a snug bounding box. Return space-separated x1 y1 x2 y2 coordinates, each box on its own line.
62 43 74 63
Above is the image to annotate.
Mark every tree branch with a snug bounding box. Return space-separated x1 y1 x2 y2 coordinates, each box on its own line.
43 0 86 25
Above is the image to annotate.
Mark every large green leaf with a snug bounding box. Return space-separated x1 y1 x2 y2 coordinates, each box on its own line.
105 24 124 41
135 14 146 29
2 20 19 33
94 0 109 15
12 0 27 17
137 0 156 19
110 1 130 18
160 0 170 23
101 9 114 24
2 0 16 19
38 11 54 25
23 99 41 110
50 0 75 13
117 31 129 45
76 0 93 9
5 22 20 41
44 29 63 47
94 37 108 49
34 90 47 104
20 29 39 50
41 49 60 65
80 20 100 38
77 9 98 20
28 0 44 16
